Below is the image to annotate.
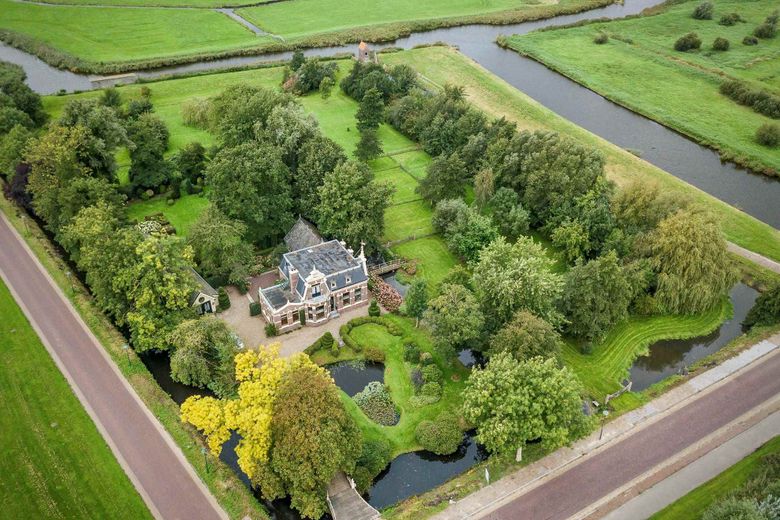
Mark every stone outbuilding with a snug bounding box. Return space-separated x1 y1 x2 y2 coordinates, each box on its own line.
189 268 218 315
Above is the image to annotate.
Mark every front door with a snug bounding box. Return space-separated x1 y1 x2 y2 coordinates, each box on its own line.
201 301 212 314
330 296 335 312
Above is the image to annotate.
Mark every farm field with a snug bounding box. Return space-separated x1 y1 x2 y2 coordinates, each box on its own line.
0 279 152 519
380 46 780 262
505 0 780 175
651 435 780 520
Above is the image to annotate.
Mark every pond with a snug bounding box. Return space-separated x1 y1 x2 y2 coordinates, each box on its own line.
629 283 759 391
381 272 408 297
326 360 384 396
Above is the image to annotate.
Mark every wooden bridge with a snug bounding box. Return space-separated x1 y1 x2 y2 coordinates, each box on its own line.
368 259 403 276
326 472 380 520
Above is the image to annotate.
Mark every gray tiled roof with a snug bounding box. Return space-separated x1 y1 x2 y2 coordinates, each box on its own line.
260 282 300 310
284 217 323 252
282 240 367 298
189 267 217 305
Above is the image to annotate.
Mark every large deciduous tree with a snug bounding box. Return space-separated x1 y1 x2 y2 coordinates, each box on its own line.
209 85 291 147
405 278 429 327
355 87 385 132
127 112 172 190
316 160 392 252
295 135 346 220
422 283 484 360
463 353 588 454
649 209 737 314
743 284 780 329
187 205 254 283
472 236 564 329
206 141 293 245
487 311 562 362
57 98 127 178
417 152 467 204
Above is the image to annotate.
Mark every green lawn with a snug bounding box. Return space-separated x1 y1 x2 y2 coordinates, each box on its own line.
392 236 458 289
505 0 780 175
562 297 732 401
0 0 270 65
126 193 211 237
36 0 272 6
380 46 780 263
0 279 152 519
651 435 780 520
375 166 422 205
383 201 435 243
314 316 469 455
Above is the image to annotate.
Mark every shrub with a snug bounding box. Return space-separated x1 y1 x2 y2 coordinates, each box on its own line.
420 352 434 366
712 37 730 51
365 347 386 363
403 341 421 363
368 299 381 317
410 367 424 389
756 123 780 147
264 322 277 336
166 198 175 206
674 32 702 51
370 274 402 312
330 342 340 357
420 381 442 399
181 97 211 129
754 23 777 39
719 13 742 26
421 364 443 385
415 412 463 455
353 438 392 492
354 382 399 426
409 395 440 408
692 2 713 20
321 332 335 350
249 301 261 316
299 309 306 326
720 80 780 118
581 341 594 355
593 32 609 44
217 287 230 310
743 35 759 46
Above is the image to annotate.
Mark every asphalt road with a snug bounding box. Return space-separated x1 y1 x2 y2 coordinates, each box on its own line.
486 349 780 520
0 214 225 520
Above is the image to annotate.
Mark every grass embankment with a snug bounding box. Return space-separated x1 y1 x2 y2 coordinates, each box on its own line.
0 279 152 519
0 196 268 519
381 46 780 262
312 315 469 456
652 435 780 520
43 61 458 285
0 0 615 73
505 0 780 175
30 0 272 7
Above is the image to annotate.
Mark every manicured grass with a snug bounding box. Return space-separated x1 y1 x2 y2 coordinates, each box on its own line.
0 0 269 64
36 0 271 6
126 193 211 237
375 166 422 205
392 236 458 289
651 435 780 520
0 279 152 519
562 297 732 401
383 200 435 242
505 0 780 174
315 316 470 455
392 150 431 181
381 46 780 262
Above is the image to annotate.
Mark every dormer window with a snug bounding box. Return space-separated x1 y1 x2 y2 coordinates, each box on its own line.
331 280 337 289
346 276 351 284
312 284 321 297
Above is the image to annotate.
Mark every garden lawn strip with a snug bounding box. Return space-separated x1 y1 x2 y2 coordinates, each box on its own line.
126 193 211 237
391 236 458 290
0 278 152 519
381 46 780 262
383 200 435 243
376 166 423 206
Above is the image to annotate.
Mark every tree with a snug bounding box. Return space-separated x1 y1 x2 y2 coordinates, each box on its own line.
432 198 469 234
355 128 383 162
551 219 591 264
261 103 319 172
168 317 239 398
57 98 127 178
209 85 291 147
319 76 334 99
649 209 737 314
3 163 32 210
127 113 172 190
355 87 385 132
174 141 207 183
0 106 33 134
295 135 346 220
0 61 45 125
316 160 393 252
206 141 293 245
416 152 467 204
472 236 564 329
0 124 33 176
463 353 588 454
612 181 689 236
423 283 484 360
100 87 122 108
743 284 780 329
488 311 562 361
51 176 125 240
444 208 499 263
561 252 632 341
405 278 428 327
489 187 530 240
187 205 254 282
474 167 495 209
415 412 463 455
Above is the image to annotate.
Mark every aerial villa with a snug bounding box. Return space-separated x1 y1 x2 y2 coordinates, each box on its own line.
258 221 369 332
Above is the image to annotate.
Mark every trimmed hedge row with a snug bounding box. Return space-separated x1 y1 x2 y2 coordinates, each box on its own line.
720 80 780 119
339 316 404 352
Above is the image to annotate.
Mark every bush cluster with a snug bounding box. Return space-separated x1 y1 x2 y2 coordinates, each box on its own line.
217 287 230 310
421 364 443 385
420 381 443 398
720 80 780 119
352 438 392 492
743 35 759 46
674 32 702 51
410 367 424 389
692 2 713 20
304 331 335 355
593 32 609 44
756 123 780 147
718 12 742 26
264 322 277 336
754 22 777 39
249 301 261 316
282 51 338 96
415 412 463 455
354 382 399 426
370 274 403 312
403 340 421 363
712 37 730 51
339 316 402 352
364 347 386 363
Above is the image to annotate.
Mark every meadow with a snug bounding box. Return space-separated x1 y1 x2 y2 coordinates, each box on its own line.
380 46 780 262
505 0 780 175
0 279 152 519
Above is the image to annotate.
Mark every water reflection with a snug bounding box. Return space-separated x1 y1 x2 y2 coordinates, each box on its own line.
327 361 384 396
629 283 758 391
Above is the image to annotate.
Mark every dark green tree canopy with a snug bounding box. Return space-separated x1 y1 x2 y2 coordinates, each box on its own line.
187 205 254 282
488 310 562 362
417 152 467 204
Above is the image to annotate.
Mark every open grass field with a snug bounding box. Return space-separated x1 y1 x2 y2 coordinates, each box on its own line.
562 297 732 401
380 46 780 262
33 0 271 6
505 0 780 175
0 0 271 65
0 279 152 519
651 435 780 520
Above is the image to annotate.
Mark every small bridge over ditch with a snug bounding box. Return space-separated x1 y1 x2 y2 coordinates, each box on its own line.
326 472 380 520
368 259 404 276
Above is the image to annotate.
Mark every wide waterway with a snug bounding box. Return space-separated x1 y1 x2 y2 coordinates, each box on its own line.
2 0 779 226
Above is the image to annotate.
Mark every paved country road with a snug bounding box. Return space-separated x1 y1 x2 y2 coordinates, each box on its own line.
0 214 226 520
485 349 780 520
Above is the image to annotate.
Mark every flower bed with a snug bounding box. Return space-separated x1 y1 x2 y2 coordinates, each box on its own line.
354 381 399 426
370 274 402 312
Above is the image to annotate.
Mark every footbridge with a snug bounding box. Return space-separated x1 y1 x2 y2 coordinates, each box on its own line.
327 472 380 520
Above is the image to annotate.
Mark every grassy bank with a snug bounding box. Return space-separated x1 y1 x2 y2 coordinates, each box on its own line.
505 0 780 176
0 195 268 519
651 435 780 519
0 278 152 519
29 0 274 6
0 0 615 73
380 46 780 262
